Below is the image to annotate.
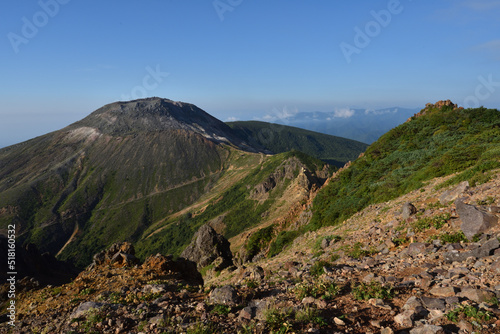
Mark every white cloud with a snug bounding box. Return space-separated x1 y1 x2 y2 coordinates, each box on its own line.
226 116 238 122
261 106 298 122
332 108 355 118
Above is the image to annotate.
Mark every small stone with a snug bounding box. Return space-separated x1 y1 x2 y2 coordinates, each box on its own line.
420 297 446 311
302 296 315 305
334 317 346 326
409 324 444 334
381 327 394 334
458 287 496 303
394 310 414 327
429 286 457 297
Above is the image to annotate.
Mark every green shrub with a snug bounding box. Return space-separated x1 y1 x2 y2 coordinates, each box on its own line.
246 224 275 259
311 106 500 230
439 231 467 244
446 304 493 323
268 230 300 257
351 281 393 301
294 280 340 301
295 306 327 326
309 260 331 277
347 242 377 259
211 304 231 315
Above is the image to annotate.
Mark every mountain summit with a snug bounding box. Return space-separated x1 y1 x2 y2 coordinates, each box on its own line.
69 97 253 149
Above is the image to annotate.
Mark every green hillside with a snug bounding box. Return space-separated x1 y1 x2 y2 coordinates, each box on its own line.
227 121 368 167
135 150 329 261
311 105 500 229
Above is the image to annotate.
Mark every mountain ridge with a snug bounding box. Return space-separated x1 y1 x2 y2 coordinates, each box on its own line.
0 98 361 268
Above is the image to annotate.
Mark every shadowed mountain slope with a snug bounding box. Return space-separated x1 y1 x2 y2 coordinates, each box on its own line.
227 121 368 167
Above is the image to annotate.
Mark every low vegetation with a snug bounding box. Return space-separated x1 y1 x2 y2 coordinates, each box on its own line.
311 106 500 230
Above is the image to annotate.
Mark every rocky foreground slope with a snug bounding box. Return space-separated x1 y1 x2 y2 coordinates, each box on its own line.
2 171 500 334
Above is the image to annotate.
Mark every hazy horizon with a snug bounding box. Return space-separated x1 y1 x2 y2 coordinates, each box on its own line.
1 0 499 147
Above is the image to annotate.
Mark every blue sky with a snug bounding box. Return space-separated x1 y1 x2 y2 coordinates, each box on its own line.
1 0 499 147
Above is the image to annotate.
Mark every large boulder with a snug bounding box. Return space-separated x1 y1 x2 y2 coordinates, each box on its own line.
455 199 498 239
208 285 239 305
181 224 233 271
402 202 417 220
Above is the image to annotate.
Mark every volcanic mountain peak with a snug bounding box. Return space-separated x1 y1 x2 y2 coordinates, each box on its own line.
70 97 244 147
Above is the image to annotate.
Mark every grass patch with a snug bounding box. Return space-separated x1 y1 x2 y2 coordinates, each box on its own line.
446 304 493 323
351 281 394 301
347 242 377 259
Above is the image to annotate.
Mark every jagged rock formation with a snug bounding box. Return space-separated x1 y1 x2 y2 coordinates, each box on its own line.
180 224 233 272
407 99 463 122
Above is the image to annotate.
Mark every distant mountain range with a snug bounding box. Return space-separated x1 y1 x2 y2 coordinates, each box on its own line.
261 107 420 143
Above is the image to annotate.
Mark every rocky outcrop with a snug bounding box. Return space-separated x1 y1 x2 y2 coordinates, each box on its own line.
180 224 233 272
407 100 462 122
88 242 140 269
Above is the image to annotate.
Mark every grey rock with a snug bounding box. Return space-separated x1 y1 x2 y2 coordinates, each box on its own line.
409 325 444 334
209 285 239 306
70 301 106 319
429 286 457 297
249 299 268 321
439 181 469 204
181 224 233 271
238 306 254 320
403 296 423 311
142 284 167 294
457 287 496 303
420 297 446 311
456 199 498 240
444 238 500 263
394 310 414 327
491 259 500 274
408 243 428 255
402 202 417 220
